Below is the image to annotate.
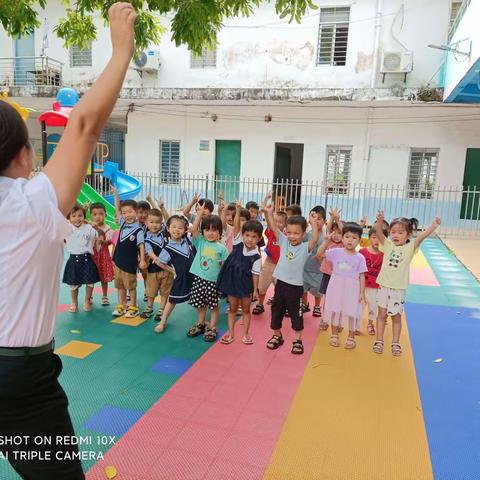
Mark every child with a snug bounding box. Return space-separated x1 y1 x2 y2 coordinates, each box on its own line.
263 201 320 355
359 223 389 335
219 200 237 252
245 200 263 222
217 203 263 344
154 215 196 333
286 204 302 217
136 200 151 301
317 210 343 329
302 205 326 316
141 209 174 321
253 208 287 315
186 206 228 342
90 202 114 306
373 212 441 356
112 189 147 318
182 193 214 224
317 223 367 349
63 204 100 313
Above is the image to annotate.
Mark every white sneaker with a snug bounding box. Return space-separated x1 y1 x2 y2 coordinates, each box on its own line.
125 306 139 318
112 305 126 317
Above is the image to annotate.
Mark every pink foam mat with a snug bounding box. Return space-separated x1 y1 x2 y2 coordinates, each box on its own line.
87 294 319 480
410 267 440 287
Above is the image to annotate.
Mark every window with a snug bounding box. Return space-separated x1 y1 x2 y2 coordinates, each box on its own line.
191 47 217 68
325 146 352 194
70 44 92 67
449 1 463 30
159 140 180 184
407 149 439 199
317 7 350 66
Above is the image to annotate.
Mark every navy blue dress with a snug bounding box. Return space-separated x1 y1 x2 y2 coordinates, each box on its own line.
163 238 196 304
217 242 261 298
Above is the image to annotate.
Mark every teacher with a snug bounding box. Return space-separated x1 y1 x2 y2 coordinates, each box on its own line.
0 4 136 478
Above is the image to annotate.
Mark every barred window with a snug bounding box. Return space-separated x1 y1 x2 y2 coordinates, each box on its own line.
191 47 217 68
317 7 350 66
325 146 352 195
407 149 439 199
70 44 92 68
159 140 180 184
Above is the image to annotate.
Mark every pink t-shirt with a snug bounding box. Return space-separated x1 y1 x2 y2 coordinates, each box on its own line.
326 248 368 279
320 241 343 275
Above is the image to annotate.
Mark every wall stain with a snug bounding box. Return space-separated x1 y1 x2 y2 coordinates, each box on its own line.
355 52 373 74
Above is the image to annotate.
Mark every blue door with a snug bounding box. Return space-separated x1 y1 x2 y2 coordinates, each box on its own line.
15 34 35 86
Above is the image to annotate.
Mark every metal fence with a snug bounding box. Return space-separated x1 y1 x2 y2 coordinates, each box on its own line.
93 172 480 238
0 56 62 87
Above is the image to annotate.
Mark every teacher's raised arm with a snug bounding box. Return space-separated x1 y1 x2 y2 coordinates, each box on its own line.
43 2 137 216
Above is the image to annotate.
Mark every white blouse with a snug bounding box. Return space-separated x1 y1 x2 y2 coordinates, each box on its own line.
0 173 72 347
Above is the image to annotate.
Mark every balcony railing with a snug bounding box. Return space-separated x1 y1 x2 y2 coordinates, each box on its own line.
0 56 62 87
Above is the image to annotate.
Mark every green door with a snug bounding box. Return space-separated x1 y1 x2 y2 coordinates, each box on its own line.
215 140 241 202
461 148 480 220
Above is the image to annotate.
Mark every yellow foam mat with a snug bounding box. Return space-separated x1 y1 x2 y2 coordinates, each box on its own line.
56 340 102 359
411 250 430 270
111 315 148 327
263 316 433 480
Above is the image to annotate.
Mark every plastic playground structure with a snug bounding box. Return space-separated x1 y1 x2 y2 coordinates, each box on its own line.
38 88 142 229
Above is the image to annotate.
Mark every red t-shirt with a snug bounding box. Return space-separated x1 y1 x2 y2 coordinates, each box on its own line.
359 248 384 289
265 228 281 264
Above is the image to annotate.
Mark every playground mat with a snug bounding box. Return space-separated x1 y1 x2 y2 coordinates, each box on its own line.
1 237 479 479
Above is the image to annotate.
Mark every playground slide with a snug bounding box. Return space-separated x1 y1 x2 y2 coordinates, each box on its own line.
103 169 142 204
78 183 117 230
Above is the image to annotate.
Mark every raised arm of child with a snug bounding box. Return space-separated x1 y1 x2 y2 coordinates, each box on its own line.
263 200 279 240
112 186 121 224
182 193 200 219
414 217 441 249
217 191 225 216
308 212 320 251
375 210 387 245
191 204 204 239
43 3 136 216
327 207 341 233
158 197 170 222
220 202 228 230
316 233 331 259
233 201 242 238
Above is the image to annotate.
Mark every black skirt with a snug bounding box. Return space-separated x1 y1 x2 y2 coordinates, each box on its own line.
63 253 100 286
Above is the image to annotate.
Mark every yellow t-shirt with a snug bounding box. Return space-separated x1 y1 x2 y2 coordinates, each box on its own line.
376 238 417 290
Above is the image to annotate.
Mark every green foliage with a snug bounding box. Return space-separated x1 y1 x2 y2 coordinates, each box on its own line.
1 0 317 54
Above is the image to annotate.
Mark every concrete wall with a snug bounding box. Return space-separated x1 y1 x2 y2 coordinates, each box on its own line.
443 0 480 99
0 0 450 90
125 103 480 187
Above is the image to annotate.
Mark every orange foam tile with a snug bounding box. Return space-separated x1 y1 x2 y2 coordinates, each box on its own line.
111 316 148 327
56 340 102 359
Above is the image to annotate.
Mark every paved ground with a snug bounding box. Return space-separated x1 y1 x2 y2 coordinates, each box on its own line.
1 237 479 479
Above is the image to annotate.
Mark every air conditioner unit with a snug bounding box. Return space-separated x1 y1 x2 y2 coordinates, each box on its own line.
380 51 413 73
132 50 161 73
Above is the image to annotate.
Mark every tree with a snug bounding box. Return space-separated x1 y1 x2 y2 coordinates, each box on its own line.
0 0 317 54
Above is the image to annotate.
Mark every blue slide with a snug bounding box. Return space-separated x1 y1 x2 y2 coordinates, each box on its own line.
101 161 142 204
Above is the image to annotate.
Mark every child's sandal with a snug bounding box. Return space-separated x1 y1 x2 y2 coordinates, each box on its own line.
319 321 329 331
391 343 403 356
242 334 253 345
154 308 163 322
252 304 265 315
69 304 78 313
301 302 310 313
125 305 139 318
220 334 234 345
373 340 384 354
329 334 340 347
367 322 376 335
344 337 356 349
140 307 153 319
204 327 217 342
187 323 205 337
291 339 304 355
101 296 110 306
312 306 322 317
266 335 284 350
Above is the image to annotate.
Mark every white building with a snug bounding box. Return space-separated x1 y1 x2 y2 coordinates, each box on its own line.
1 0 479 229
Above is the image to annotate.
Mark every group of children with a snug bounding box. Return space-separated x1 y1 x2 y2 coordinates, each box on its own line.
62 188 441 357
